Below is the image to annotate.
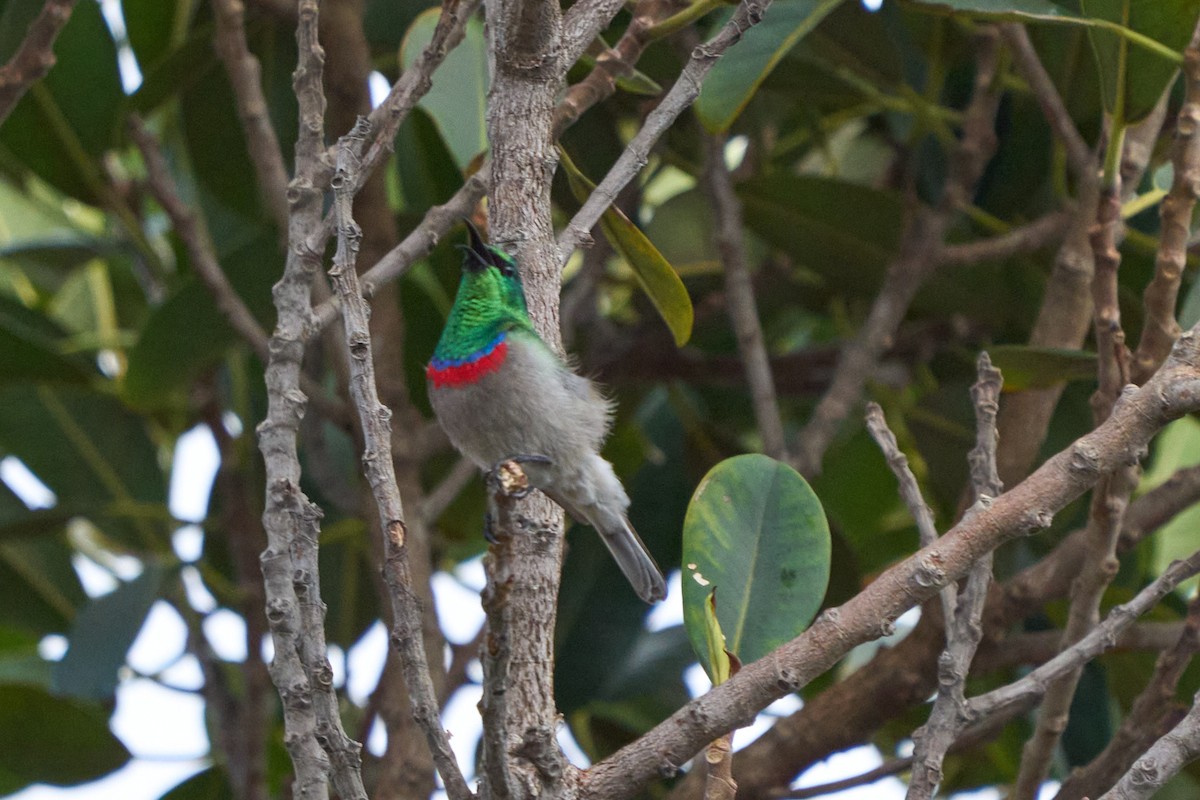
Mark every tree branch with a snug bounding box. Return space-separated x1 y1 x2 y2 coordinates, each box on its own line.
582 323 1200 800
1132 43 1200 384
794 27 1001 477
1098 690 1200 800
1055 595 1200 800
1001 23 1093 178
905 356 1001 800
255 0 333 794
937 210 1072 267
702 131 788 460
0 0 76 125
210 0 292 231
328 118 472 800
558 0 783 263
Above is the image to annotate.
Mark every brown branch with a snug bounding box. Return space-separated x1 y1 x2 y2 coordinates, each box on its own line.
328 118 472 800
1001 23 1092 178
697 460 1200 800
553 0 673 138
558 0 628 71
0 0 77 126
582 323 1200 800
794 27 1001 477
964 550 1200 743
1012 148 1137 796
1132 45 1200 384
702 131 788 460
210 0 292 231
937 211 1072 267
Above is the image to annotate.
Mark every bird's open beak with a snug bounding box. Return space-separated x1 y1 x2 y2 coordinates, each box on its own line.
461 218 491 273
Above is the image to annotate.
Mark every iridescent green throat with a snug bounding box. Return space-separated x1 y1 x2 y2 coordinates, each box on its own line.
432 260 534 362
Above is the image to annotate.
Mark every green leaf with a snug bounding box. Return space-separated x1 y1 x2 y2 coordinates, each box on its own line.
579 37 662 96
0 384 168 548
0 625 50 687
0 685 130 790
400 9 488 169
52 564 167 700
701 589 732 684
121 0 188 71
1081 0 1200 123
0 0 123 203
0 533 87 636
903 0 1189 69
695 0 844 133
124 231 280 410
737 175 904 294
394 108 464 211
558 147 693 345
0 294 95 384
682 454 831 679
987 345 1097 390
158 767 233 800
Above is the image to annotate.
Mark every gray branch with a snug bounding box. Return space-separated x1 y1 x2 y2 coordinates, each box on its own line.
328 118 473 800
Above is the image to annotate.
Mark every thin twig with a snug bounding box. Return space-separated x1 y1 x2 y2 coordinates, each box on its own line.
794 27 1001 477
328 118 473 800
1132 44 1200 384
905 354 1001 799
558 0 784 262
313 0 480 199
553 0 673 137
1055 596 1200 800
0 0 77 125
210 0 292 231
310 170 489 332
865 403 940 549
937 211 1072 267
968 550 1200 732
127 115 346 422
702 131 788 460
1011 158 1137 800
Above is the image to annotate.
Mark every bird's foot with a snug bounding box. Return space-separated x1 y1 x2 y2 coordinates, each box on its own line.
485 453 552 500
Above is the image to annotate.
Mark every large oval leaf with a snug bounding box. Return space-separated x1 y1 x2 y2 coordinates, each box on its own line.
1081 0 1200 123
695 0 844 133
682 454 831 679
52 564 168 700
400 9 488 169
559 147 693 345
0 685 130 790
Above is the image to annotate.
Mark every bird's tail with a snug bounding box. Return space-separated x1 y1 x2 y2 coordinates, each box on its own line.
593 513 667 603
547 454 667 603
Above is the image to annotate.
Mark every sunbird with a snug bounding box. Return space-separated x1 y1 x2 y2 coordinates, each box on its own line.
426 221 667 603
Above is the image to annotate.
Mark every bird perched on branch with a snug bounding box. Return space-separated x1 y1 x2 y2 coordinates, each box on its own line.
426 220 667 603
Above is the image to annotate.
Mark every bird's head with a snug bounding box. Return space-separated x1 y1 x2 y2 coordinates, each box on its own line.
456 219 528 318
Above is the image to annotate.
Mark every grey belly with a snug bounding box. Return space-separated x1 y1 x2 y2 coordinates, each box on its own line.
429 369 578 469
